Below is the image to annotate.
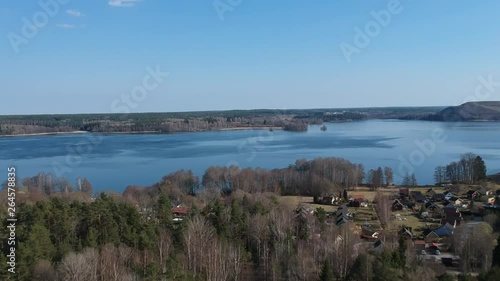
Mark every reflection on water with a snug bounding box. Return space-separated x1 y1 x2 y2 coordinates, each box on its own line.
1 120 499 191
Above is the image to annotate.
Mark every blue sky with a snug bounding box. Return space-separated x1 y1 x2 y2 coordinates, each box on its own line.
1 0 500 115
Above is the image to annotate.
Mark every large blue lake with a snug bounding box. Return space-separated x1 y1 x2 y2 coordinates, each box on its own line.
1 120 499 192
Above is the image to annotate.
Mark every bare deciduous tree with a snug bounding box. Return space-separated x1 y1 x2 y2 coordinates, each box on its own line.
100 244 133 281
452 222 495 273
157 229 173 273
331 225 360 279
374 192 391 229
184 216 215 279
58 249 99 281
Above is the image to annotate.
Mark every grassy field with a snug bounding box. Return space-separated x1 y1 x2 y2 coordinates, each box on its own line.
351 208 381 229
391 211 427 236
278 196 338 212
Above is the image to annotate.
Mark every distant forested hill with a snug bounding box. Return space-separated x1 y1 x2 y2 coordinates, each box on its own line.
423 101 500 121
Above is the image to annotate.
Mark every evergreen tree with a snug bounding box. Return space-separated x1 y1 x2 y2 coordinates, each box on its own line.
155 192 173 230
397 236 406 270
347 254 371 281
319 259 334 281
410 173 418 187
401 172 412 187
473 156 487 183
230 199 246 241
315 207 327 231
297 215 309 240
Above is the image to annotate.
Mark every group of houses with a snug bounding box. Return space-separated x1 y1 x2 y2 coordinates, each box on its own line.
392 186 500 257
314 193 369 208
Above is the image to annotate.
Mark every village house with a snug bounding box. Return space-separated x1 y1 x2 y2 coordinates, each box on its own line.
441 208 462 227
433 193 445 202
398 227 414 240
446 196 464 207
172 206 189 222
348 200 361 208
350 194 365 201
426 188 436 198
423 201 443 218
392 199 405 211
360 227 379 241
413 240 427 253
315 196 336 205
444 192 456 201
424 201 439 211
399 188 410 198
411 191 426 203
424 223 454 242
348 195 366 208
466 189 476 200
335 204 350 226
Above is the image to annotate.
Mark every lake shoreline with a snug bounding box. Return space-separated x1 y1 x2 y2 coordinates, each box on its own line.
0 127 283 138
1 119 499 138
0 131 89 138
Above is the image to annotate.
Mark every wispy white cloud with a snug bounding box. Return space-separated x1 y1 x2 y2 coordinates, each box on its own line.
66 10 84 17
56 24 76 28
109 0 141 7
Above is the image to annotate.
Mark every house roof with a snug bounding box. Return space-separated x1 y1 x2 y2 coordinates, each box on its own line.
399 227 413 238
433 193 445 200
336 212 348 220
477 187 487 195
172 207 189 215
336 216 348 226
352 194 365 200
336 207 348 215
425 231 440 239
432 223 454 237
413 194 427 202
361 228 378 237
424 201 433 209
393 199 404 206
399 188 409 195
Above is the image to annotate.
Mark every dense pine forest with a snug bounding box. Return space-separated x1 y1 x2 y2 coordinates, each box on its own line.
2 155 500 280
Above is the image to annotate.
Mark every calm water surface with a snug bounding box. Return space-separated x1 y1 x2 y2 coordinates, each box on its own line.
1 120 499 192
